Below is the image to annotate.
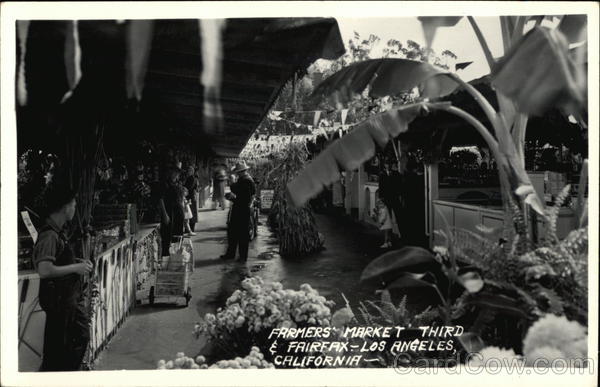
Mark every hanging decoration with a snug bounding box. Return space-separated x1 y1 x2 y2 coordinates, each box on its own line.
16 20 30 106
313 110 322 127
341 108 349 126
61 20 82 104
199 19 226 135
126 20 154 101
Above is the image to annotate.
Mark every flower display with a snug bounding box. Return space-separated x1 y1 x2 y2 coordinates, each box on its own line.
156 347 274 369
196 277 335 339
468 346 520 367
522 314 587 364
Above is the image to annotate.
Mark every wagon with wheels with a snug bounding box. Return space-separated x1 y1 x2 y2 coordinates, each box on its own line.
149 236 194 307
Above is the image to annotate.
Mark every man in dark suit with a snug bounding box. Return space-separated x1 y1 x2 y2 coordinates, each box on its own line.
220 161 256 261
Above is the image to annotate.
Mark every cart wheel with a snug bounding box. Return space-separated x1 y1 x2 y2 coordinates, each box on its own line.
185 287 192 307
149 286 155 305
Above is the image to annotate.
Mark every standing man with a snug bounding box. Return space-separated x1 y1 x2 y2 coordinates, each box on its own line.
220 161 256 262
34 185 93 371
184 165 199 232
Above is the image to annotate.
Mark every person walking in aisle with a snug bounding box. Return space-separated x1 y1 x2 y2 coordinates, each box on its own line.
34 185 93 371
220 161 256 262
184 165 199 232
212 164 228 210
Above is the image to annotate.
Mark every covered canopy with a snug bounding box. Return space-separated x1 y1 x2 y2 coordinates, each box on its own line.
16 18 344 157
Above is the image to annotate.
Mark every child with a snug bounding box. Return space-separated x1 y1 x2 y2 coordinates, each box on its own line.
181 186 196 236
374 199 393 248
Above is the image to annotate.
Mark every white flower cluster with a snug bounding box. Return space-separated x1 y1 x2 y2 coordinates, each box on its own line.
156 347 274 369
207 347 275 369
522 314 587 365
468 346 521 366
469 314 588 368
157 352 203 369
196 277 335 337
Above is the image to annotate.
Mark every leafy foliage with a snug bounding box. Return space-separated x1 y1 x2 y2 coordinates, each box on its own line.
252 142 323 256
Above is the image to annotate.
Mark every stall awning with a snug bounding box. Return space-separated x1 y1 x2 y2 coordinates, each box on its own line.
17 18 345 157
404 76 586 153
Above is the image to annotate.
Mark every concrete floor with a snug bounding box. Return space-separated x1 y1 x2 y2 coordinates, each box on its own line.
94 206 386 370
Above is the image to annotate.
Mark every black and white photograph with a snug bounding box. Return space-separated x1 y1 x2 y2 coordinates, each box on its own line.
1 2 598 386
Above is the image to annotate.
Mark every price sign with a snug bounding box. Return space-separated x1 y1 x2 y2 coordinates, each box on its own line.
21 211 38 243
260 189 274 210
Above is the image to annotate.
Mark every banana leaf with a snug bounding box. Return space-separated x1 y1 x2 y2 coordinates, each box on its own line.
360 246 437 284
386 273 436 290
557 14 587 44
286 103 429 207
310 58 459 105
491 26 586 116
417 16 463 48
465 292 531 320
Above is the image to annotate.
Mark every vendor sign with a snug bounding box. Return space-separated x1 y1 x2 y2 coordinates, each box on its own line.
260 189 274 211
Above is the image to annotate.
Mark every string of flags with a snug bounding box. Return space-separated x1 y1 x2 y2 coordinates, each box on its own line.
267 108 352 134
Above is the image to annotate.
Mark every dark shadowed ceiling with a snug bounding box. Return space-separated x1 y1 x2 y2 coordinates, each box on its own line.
17 18 345 157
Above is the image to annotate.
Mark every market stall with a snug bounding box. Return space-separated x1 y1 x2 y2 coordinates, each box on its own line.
333 76 587 247
18 222 161 371
15 17 345 371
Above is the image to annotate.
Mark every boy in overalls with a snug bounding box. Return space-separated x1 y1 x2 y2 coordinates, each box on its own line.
34 186 93 371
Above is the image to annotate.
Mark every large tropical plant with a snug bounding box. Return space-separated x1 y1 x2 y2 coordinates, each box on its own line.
287 15 588 244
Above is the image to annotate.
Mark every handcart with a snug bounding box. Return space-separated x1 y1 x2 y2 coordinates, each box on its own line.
149 236 194 306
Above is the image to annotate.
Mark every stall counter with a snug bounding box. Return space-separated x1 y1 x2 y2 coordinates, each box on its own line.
431 200 577 247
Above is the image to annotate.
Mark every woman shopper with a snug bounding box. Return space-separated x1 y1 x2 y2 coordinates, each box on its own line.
182 186 196 236
184 165 199 231
374 198 394 248
212 165 228 210
34 185 93 371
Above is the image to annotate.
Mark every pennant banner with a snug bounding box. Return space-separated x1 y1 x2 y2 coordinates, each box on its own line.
341 109 348 126
61 20 82 104
16 20 30 106
199 19 226 134
313 110 322 127
126 20 154 101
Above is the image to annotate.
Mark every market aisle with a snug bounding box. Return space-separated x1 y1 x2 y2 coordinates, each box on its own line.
94 207 384 370
93 207 234 370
